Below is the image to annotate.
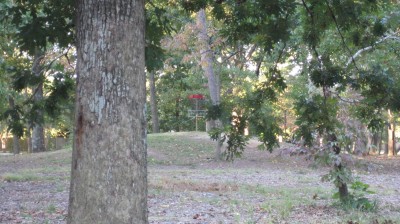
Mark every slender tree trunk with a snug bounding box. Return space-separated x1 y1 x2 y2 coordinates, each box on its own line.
197 9 222 160
8 97 20 155
328 134 349 201
371 132 380 155
149 71 160 133
31 51 46 153
24 88 32 153
68 1 147 223
388 110 395 157
393 121 396 155
175 98 180 132
13 135 20 155
379 129 384 154
367 134 372 155
26 128 32 153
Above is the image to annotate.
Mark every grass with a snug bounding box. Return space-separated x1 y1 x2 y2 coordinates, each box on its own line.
2 172 55 182
47 204 57 213
149 177 239 192
342 212 400 224
147 132 216 165
239 184 326 220
1 165 70 182
2 172 41 182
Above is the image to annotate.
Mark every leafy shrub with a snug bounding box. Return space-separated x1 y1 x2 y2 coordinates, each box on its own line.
334 180 377 211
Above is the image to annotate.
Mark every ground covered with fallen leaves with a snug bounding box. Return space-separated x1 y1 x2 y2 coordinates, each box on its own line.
1 132 400 223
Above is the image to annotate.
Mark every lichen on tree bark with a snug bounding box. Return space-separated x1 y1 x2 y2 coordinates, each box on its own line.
68 0 147 223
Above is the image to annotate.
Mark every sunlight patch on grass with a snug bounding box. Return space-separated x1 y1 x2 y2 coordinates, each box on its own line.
149 178 239 193
1 172 40 182
1 165 70 182
147 132 216 165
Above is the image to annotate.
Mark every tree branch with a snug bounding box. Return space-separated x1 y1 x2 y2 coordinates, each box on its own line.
325 0 360 71
40 45 73 75
345 33 400 68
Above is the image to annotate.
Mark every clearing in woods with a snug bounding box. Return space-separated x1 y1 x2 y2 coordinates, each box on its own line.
0 132 400 223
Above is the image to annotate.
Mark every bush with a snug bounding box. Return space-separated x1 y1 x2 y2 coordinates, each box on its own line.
334 180 377 211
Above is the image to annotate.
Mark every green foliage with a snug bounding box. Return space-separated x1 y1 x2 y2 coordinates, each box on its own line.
297 2 397 144
300 0 382 50
215 0 296 49
44 72 74 118
155 64 199 132
294 95 339 145
206 104 223 121
224 128 248 160
322 164 353 190
11 67 43 92
182 0 296 50
315 141 377 211
1 101 24 137
145 0 188 72
145 3 167 72
211 68 286 158
209 112 250 160
180 0 208 12
0 0 77 140
309 55 344 88
315 146 377 211
351 63 400 129
1 0 75 54
1 55 76 137
248 104 281 153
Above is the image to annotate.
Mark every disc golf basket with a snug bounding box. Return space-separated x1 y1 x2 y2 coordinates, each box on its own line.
188 94 207 131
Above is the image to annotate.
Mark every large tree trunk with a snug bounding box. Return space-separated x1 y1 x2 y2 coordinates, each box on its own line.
31 51 46 153
13 135 20 155
149 71 160 133
68 1 147 223
197 9 222 160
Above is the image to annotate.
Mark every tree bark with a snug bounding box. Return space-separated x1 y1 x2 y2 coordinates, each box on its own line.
393 121 396 155
31 51 46 153
197 9 222 160
68 1 147 223
371 132 380 155
13 135 20 155
388 109 395 157
149 71 160 133
8 97 20 155
175 98 180 132
329 134 349 201
26 129 32 153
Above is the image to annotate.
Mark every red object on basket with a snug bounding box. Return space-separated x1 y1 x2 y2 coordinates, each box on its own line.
188 94 205 99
